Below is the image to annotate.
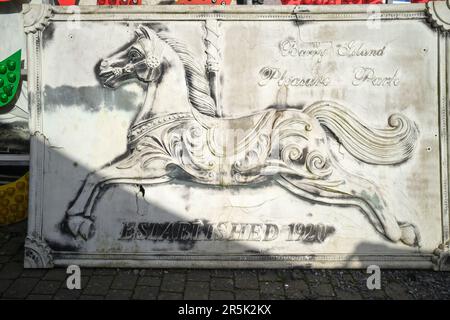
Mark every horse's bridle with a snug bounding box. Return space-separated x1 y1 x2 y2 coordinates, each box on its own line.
103 32 165 83
132 35 165 82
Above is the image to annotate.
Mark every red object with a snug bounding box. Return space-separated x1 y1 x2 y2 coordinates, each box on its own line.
54 0 79 4
97 0 142 4
281 0 439 3
176 0 232 4
281 0 383 3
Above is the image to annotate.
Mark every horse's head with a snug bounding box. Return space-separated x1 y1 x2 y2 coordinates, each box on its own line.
98 26 165 89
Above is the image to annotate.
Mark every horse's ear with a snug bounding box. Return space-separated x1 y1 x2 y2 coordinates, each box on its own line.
135 28 144 38
138 26 155 40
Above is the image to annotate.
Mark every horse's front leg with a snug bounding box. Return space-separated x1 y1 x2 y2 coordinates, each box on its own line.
65 164 123 239
66 171 105 217
64 158 173 240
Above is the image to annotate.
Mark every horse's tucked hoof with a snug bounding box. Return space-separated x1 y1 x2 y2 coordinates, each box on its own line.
66 215 95 240
399 222 421 247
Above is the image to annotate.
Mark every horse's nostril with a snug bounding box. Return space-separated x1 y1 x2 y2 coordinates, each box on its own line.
101 60 109 67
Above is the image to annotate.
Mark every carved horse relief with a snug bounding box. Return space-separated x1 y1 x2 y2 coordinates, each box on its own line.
64 25 421 247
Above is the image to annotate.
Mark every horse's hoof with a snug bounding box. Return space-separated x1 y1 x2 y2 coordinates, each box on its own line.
79 219 95 240
399 222 421 247
66 216 95 240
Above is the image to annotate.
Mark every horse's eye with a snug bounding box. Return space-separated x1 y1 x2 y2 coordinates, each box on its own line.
129 51 142 61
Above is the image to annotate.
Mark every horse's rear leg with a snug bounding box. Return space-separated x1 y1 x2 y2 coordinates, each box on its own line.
276 164 420 246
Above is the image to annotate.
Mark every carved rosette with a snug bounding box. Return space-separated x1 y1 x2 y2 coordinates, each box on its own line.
24 236 54 268
426 0 450 32
432 243 450 271
23 4 54 34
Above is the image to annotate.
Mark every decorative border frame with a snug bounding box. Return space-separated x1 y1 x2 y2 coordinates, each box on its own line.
23 3 450 269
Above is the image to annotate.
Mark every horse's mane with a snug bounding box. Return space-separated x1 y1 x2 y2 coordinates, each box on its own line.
155 31 218 118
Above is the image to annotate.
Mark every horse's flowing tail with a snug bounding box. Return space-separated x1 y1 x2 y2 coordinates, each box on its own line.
304 101 419 165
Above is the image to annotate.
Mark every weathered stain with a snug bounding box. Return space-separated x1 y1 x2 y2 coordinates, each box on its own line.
43 85 141 113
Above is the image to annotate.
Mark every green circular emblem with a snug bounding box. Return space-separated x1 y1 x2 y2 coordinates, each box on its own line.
3 84 13 97
7 72 16 83
0 93 8 103
0 50 21 107
7 60 16 71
